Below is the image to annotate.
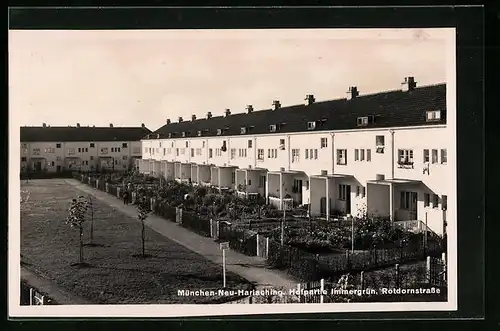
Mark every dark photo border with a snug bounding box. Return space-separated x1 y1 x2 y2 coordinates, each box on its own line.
6 5 485 326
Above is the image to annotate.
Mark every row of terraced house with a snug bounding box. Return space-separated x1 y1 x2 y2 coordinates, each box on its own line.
137 77 452 236
20 124 151 173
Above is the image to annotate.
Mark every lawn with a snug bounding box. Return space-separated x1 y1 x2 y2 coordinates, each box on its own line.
20 179 253 304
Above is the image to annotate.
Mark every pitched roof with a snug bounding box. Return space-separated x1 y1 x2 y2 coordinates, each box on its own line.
146 83 446 140
20 126 152 142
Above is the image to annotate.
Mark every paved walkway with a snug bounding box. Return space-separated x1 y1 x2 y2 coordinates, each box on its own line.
65 179 298 289
21 266 91 305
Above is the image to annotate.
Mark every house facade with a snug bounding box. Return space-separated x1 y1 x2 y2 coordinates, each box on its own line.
21 124 150 173
138 77 452 236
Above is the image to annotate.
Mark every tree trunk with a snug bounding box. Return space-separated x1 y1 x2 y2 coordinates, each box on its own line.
90 205 94 244
79 225 84 263
141 220 145 257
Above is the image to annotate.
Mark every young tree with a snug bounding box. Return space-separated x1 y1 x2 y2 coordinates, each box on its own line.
66 196 88 265
86 195 95 245
136 196 152 257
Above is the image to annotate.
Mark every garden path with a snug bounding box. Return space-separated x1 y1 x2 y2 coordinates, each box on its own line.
64 179 298 289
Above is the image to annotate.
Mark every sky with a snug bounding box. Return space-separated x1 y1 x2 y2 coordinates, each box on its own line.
9 28 451 132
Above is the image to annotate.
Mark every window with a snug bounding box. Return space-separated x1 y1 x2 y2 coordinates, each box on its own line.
231 172 235 184
248 179 252 185
433 194 439 208
267 149 271 158
431 149 438 164
356 186 360 196
338 184 349 200
424 193 430 207
197 131 202 137
305 149 309 159
360 149 365 161
90 156 94 160
217 129 223 135
185 141 189 148
442 195 448 210
259 175 266 187
337 149 347 165
307 121 316 130
209 149 213 158
202 141 206 148
357 117 369 126
279 139 285 150
400 192 412 209
354 149 359 161
257 149 264 161
45 148 55 153
441 149 447 164
397 149 414 166
240 127 247 134
320 137 328 148
85 148 88 152
426 110 441 121
269 124 277 132
292 149 300 163
122 155 128 160
51 161 55 166
78 148 82 153
21 157 26 162
375 135 385 147
423 149 430 163
181 132 186 137
314 149 318 160
231 148 236 159
122 143 128 148
176 148 179 156
163 148 166 156
248 140 253 148
362 186 366 197
100 148 108 154
305 181 310 190
216 148 222 157
57 143 62 148
191 148 195 157
366 149 371 162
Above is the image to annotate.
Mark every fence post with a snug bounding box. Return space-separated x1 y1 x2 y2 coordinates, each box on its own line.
29 288 33 306
297 283 301 303
346 250 350 271
266 237 269 260
210 219 213 238
442 252 447 283
426 255 432 283
320 279 324 303
256 234 260 257
96 179 99 189
117 187 121 198
360 271 365 292
395 264 400 288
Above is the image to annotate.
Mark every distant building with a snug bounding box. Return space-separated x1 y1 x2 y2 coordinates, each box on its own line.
20 123 151 173
138 77 451 236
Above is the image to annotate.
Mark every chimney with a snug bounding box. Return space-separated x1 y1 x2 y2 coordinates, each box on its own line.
166 118 171 125
347 87 359 100
109 123 113 127
76 123 80 128
272 100 281 110
225 109 231 117
178 117 183 123
305 94 315 105
42 123 47 128
207 111 212 119
402 76 417 92
141 123 145 128
246 105 254 114
191 114 197 121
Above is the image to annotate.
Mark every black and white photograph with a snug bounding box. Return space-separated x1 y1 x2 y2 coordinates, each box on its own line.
9 24 458 317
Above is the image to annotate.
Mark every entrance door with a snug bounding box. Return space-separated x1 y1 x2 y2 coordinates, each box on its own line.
320 197 332 216
345 185 352 214
56 165 61 172
295 179 303 205
409 191 418 220
34 161 42 173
